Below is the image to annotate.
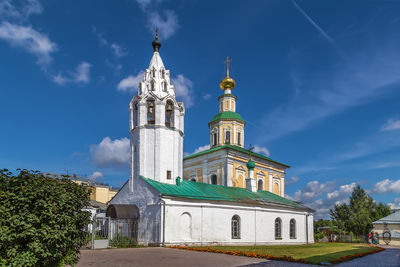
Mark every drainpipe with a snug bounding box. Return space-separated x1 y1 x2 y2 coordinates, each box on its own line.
160 199 166 247
306 212 309 244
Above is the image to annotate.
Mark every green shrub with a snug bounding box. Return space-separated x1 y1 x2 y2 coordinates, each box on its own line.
0 169 91 267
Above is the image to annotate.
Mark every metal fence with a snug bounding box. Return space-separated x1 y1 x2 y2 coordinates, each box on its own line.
87 217 138 249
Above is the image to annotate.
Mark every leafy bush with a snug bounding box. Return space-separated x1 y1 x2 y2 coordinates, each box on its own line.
109 233 139 248
0 169 91 266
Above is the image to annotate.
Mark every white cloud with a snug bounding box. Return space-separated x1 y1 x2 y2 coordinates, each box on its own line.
89 171 103 181
90 137 130 168
202 93 212 100
293 180 336 204
172 74 194 107
52 62 91 85
193 144 210 154
117 71 144 93
136 0 152 9
286 176 300 186
326 182 356 200
147 10 179 40
0 21 57 65
253 145 270 157
0 0 42 21
291 180 357 218
110 42 127 58
371 178 400 194
389 198 400 210
381 119 400 132
93 28 127 58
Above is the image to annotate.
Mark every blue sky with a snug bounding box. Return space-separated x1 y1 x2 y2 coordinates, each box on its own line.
1 0 400 218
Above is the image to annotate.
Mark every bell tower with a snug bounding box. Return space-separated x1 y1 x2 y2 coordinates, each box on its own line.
209 57 245 148
129 31 185 187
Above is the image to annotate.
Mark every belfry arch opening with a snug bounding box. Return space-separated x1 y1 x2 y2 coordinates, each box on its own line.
147 99 155 124
165 100 174 127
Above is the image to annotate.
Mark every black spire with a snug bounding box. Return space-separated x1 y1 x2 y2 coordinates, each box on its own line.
152 27 161 52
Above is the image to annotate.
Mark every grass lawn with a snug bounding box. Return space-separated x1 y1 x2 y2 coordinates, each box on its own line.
191 243 381 264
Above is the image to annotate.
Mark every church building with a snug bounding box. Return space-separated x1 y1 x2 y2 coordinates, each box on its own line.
183 57 288 197
108 33 314 246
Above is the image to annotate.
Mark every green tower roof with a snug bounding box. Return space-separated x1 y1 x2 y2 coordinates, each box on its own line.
209 111 245 124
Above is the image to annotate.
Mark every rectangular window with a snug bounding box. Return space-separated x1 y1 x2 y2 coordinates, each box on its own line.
237 132 241 145
225 131 230 144
166 171 171 180
213 133 217 146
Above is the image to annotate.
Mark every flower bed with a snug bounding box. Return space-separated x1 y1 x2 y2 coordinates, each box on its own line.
169 244 385 265
168 246 312 264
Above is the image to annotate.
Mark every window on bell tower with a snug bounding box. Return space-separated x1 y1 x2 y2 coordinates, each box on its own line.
147 99 155 124
165 100 174 127
237 132 241 145
225 130 231 144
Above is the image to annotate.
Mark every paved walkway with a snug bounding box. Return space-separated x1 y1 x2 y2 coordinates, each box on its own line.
76 246 400 267
77 247 265 267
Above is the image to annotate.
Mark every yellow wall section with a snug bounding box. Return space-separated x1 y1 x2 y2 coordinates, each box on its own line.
196 168 203 182
183 171 189 180
273 183 279 195
232 162 247 188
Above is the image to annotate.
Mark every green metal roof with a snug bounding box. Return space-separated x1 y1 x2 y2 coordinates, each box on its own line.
142 176 310 211
373 210 400 224
183 144 290 168
209 111 245 124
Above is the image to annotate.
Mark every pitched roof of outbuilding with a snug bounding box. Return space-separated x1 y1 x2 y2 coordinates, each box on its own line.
141 176 312 212
373 210 400 224
183 144 290 168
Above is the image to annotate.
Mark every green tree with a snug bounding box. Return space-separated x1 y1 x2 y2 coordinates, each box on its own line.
0 169 91 267
330 185 391 239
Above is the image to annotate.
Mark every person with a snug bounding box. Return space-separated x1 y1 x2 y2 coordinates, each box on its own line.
368 232 372 244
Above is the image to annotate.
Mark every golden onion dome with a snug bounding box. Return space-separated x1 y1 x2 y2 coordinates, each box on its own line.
220 56 235 91
220 74 236 90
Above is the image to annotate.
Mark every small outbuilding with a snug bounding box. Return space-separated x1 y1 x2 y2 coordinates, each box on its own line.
373 210 400 246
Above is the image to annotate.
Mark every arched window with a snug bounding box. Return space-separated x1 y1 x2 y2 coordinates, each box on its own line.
290 219 296 239
152 68 156 78
225 130 231 144
150 80 155 91
132 102 138 127
147 99 155 124
162 69 165 79
211 174 217 185
163 82 168 92
212 128 218 146
275 218 282 239
231 215 241 239
181 212 192 240
257 179 263 191
237 132 241 145
165 100 174 127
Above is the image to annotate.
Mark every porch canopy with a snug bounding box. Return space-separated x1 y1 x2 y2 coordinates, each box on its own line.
106 204 140 219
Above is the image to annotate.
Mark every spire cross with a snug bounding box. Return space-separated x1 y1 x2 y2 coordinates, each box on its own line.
248 144 254 159
224 56 232 77
155 27 159 40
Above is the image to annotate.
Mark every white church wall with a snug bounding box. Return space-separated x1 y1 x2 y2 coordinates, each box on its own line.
163 197 314 245
110 178 162 245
